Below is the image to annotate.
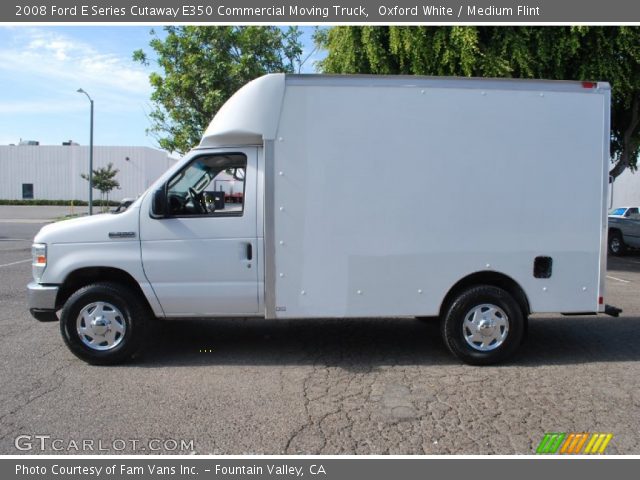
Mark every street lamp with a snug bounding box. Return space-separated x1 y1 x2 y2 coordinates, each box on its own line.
77 88 94 215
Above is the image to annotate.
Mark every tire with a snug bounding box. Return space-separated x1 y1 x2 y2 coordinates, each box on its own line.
59 282 149 365
608 230 626 256
441 285 525 365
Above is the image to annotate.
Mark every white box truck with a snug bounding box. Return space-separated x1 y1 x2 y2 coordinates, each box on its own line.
27 74 618 365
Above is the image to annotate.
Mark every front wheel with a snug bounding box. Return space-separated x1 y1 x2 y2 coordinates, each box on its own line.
60 282 149 365
608 231 625 256
441 285 525 365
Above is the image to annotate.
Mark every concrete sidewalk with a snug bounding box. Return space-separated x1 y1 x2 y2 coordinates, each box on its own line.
0 205 90 222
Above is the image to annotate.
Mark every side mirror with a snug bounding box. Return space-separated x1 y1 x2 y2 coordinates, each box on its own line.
151 188 167 218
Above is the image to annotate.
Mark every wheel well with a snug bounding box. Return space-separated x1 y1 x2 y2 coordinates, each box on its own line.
440 271 531 318
56 267 151 313
608 228 621 236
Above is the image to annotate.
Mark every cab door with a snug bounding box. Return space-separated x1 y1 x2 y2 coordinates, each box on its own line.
623 208 640 248
139 147 259 316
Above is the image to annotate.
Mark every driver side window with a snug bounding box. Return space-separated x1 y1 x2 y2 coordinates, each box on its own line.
166 153 246 217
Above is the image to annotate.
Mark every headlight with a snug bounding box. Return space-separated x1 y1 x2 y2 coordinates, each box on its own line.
31 243 47 282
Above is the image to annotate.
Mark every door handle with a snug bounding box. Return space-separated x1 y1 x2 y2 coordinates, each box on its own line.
246 243 253 261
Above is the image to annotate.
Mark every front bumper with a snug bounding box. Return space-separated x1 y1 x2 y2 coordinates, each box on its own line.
27 282 59 322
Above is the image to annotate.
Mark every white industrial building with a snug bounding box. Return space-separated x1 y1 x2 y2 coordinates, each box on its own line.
612 167 640 208
0 144 175 201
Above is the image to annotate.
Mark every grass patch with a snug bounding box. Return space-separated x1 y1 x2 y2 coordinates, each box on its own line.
0 199 119 206
54 213 85 222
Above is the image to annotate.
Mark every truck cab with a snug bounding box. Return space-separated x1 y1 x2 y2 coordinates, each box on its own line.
28 144 264 363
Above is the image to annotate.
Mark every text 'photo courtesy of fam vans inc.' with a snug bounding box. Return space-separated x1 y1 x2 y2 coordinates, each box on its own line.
27 74 619 366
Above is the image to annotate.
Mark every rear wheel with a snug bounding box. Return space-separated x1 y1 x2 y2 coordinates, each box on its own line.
60 282 149 365
441 285 525 365
608 231 625 256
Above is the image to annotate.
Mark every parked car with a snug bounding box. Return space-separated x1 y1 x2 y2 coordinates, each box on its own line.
608 209 640 255
608 206 640 218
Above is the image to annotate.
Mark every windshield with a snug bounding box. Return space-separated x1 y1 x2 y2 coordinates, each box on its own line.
610 208 626 216
168 159 212 193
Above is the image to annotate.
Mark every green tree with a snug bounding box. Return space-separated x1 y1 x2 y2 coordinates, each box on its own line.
81 163 120 211
317 26 640 177
134 26 303 154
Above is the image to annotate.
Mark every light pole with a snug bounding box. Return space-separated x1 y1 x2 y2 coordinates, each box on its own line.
77 88 94 215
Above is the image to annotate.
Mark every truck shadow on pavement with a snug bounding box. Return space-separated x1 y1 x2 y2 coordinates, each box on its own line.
607 253 640 274
132 315 640 368
137 317 454 370
518 315 640 366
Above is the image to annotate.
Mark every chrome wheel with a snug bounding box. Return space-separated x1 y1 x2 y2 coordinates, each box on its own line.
462 303 509 352
76 301 126 351
609 236 622 254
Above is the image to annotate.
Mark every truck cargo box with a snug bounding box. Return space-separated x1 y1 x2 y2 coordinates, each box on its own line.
203 74 610 319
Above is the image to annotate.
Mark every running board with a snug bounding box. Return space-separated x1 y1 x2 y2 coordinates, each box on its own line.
560 304 622 317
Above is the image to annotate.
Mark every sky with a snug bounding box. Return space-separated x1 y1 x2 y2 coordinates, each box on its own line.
0 26 323 150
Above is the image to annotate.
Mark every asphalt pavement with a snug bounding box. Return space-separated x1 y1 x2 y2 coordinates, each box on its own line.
0 205 89 223
0 207 639 455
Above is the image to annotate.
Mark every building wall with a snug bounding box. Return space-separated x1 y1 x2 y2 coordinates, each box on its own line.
0 145 175 201
611 167 640 209
208 171 245 195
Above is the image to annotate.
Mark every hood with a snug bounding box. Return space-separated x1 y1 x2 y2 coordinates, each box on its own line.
34 205 140 244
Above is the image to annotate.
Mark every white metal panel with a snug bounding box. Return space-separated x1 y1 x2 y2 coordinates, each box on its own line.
34 206 165 317
598 88 612 312
272 82 607 317
138 147 260 317
256 146 266 313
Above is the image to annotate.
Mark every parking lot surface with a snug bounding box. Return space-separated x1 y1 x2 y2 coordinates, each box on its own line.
1 210 639 454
